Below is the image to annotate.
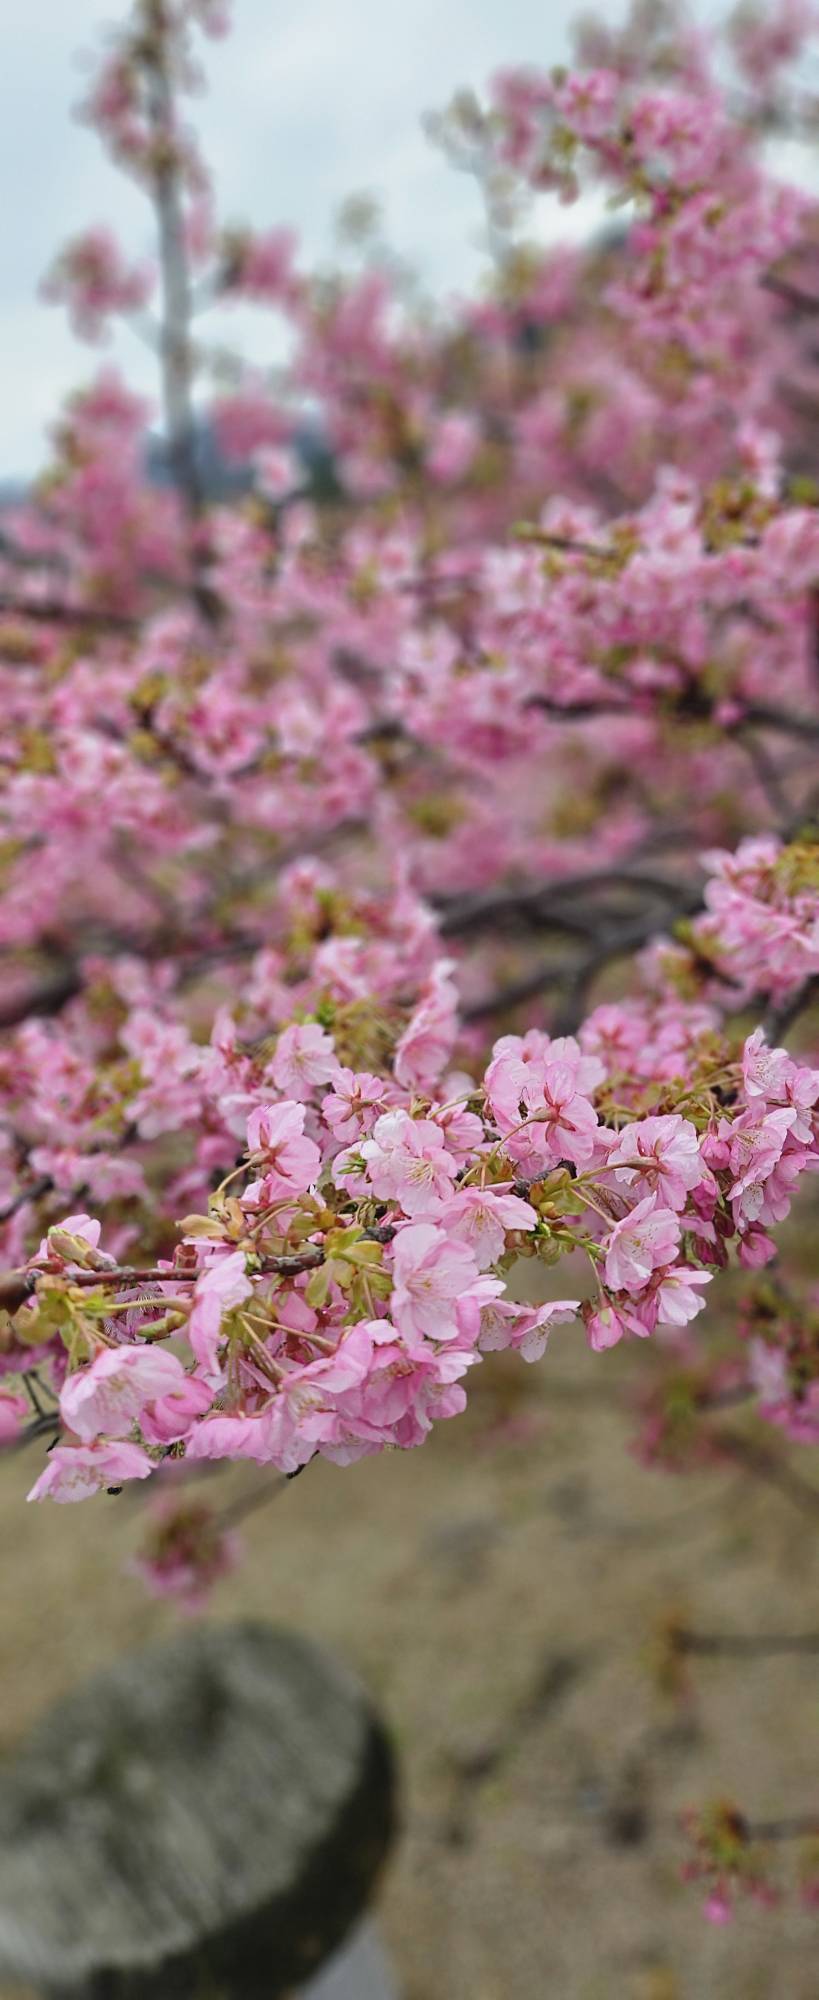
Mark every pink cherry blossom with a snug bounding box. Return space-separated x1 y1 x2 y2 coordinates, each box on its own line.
436 1186 538 1268
705 1892 734 1927
603 1194 681 1292
390 1224 482 1343
321 1067 387 1145
586 1303 637 1353
42 228 153 342
477 1294 580 1361
605 1115 702 1210
183 1411 277 1463
268 1023 340 1099
0 1388 29 1443
742 1026 819 1143
245 1101 322 1195
653 1264 712 1327
484 1044 599 1172
426 412 481 485
393 960 459 1090
35 1213 114 1269
59 1344 196 1442
254 445 303 501
359 1111 458 1216
139 1370 215 1444
187 1251 251 1380
131 1494 240 1610
725 1106 799 1225
28 1440 153 1502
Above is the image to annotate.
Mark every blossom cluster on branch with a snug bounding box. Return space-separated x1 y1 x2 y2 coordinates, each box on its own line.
1 967 815 1501
3 0 819 1921
0 0 818 1803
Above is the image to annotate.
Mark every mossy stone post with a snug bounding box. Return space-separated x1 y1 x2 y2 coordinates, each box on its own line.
0 1620 396 1999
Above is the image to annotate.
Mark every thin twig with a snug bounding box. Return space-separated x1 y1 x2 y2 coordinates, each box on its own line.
748 1814 819 1842
716 1428 819 1521
0 597 135 631
735 725 794 826
0 1175 54 1226
215 1474 292 1531
0 1245 326 1317
676 1627 819 1659
764 976 819 1043
742 701 819 744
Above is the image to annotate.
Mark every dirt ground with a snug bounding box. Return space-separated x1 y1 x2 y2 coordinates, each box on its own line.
1 1332 818 2000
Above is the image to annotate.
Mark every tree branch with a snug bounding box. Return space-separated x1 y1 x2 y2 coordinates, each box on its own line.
0 1245 326 1318
0 968 83 1032
716 1428 819 1521
144 5 203 525
440 867 694 939
0 1176 55 1227
675 1626 819 1659
742 701 819 743
0 597 135 631
764 975 819 1042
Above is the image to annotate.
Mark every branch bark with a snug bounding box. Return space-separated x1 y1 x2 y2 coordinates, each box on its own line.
144 4 203 526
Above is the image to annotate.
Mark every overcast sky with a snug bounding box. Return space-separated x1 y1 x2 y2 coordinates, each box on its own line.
0 0 627 474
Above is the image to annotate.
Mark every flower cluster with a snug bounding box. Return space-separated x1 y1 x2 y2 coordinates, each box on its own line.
41 230 153 343
681 1804 779 1925
130 1492 241 1609
690 839 819 1005
0 986 810 1501
0 0 818 1741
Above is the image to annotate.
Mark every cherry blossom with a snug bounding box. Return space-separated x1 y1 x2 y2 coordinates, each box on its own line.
477 1295 581 1362
28 1441 154 1503
59 1345 197 1442
484 1044 599 1173
186 1252 252 1381
358 1112 459 1216
131 1494 241 1609
602 1195 682 1293
436 1186 538 1268
268 1024 340 1099
1 20 819 1907
604 1116 702 1210
245 1103 322 1198
390 1225 483 1343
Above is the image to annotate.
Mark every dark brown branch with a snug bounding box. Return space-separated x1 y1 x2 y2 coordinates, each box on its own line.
0 530 71 575
215 1474 291 1530
526 695 632 721
513 526 610 558
440 867 694 939
141 3 225 626
742 701 819 743
527 690 819 747
0 597 135 632
747 1814 819 1842
716 1428 819 1521
0 1176 55 1226
0 818 372 1037
675 1627 819 1659
462 962 567 1023
764 976 819 1043
462 894 703 1028
0 968 83 1032
762 271 819 316
0 1245 326 1318
13 1413 61 1450
735 725 793 826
